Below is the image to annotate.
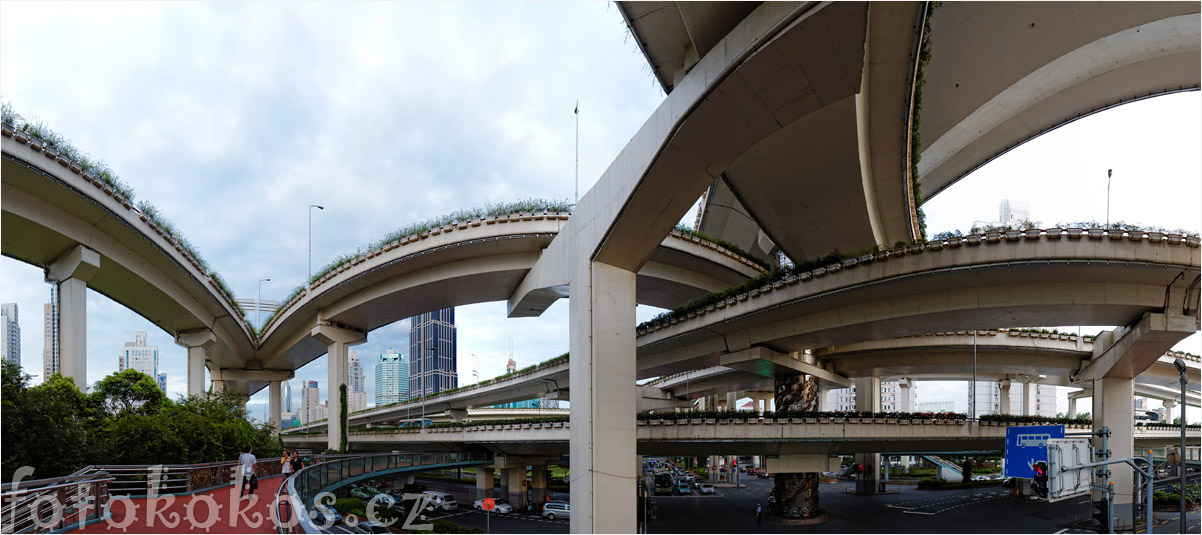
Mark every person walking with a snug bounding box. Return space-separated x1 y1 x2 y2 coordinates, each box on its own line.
756 503 762 524
281 450 294 478
290 451 304 473
239 446 258 498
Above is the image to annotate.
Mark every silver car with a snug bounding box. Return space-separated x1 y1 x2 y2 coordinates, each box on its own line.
542 501 571 521
699 482 716 495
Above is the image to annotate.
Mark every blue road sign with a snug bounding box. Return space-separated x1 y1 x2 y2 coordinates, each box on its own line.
1004 425 1065 479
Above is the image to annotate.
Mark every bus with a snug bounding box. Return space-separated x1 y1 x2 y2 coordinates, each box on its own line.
653 472 674 495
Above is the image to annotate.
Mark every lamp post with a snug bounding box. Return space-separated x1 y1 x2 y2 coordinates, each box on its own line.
1105 169 1112 228
471 353 481 385
257 278 271 330
308 205 324 290
1172 358 1187 533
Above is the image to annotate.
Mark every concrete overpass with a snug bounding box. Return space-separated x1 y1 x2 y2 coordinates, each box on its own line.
282 419 1200 458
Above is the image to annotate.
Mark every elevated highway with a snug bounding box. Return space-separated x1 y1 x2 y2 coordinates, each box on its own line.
283 419 1200 458
636 229 1200 378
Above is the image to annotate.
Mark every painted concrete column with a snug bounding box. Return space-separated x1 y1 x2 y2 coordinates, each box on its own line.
854 376 881 494
772 370 823 519
269 380 282 431
475 467 495 500
1021 380 1037 416
1092 377 1135 525
44 245 100 391
998 379 1012 415
311 323 367 452
568 260 636 534
531 464 548 505
175 330 216 398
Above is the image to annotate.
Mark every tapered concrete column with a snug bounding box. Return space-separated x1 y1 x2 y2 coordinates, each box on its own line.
1162 399 1176 416
176 329 216 398
1021 380 1037 416
897 379 913 412
1092 377 1135 526
312 323 367 452
854 376 881 494
269 381 282 431
569 261 636 534
726 392 737 411
998 379 1012 415
44 245 100 391
502 467 526 508
475 467 495 500
531 465 548 505
1068 397 1078 418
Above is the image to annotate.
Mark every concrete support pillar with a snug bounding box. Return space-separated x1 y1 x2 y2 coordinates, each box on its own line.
1021 380 1037 416
531 465 548 505
1068 397 1078 419
568 261 636 534
1162 399 1176 417
176 329 216 398
502 467 526 508
311 323 367 452
475 467 495 500
211 376 226 394
897 379 913 413
44 245 100 392
1093 377 1135 527
855 376 881 494
998 379 1011 415
772 370 824 518
269 380 282 431
726 392 736 412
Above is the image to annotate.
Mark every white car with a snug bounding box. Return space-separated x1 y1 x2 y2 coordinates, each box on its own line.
473 498 513 514
699 483 716 495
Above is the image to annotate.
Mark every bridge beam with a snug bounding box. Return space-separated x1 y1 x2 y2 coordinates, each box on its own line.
569 261 636 534
1073 312 1198 383
175 329 216 398
44 245 100 391
312 323 367 452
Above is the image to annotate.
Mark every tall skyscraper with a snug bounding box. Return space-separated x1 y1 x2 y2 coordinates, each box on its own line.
2 303 20 365
43 286 59 382
282 380 293 414
506 357 516 374
409 308 457 396
300 380 321 424
347 349 367 413
119 332 159 380
375 350 409 406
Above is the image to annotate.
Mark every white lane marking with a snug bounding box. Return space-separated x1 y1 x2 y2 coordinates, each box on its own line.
1054 528 1069 534
902 510 937 515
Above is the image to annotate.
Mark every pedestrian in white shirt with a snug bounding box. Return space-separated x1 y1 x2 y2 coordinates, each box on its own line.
239 446 258 498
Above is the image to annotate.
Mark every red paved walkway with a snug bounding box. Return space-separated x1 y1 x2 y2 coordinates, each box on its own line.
76 477 285 533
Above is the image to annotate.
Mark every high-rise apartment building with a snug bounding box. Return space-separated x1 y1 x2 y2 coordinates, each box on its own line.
300 380 321 424
348 349 367 413
824 381 917 412
409 308 457 396
119 332 160 380
999 199 1031 225
43 286 59 382
2 303 20 365
968 381 1057 417
375 350 409 406
282 380 293 414
156 373 168 394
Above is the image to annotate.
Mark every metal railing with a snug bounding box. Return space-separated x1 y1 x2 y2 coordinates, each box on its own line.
279 451 491 534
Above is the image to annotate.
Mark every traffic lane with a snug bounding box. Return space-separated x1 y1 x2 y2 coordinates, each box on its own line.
450 509 569 533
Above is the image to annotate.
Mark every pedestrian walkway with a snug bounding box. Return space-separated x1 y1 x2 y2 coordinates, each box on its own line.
75 477 284 533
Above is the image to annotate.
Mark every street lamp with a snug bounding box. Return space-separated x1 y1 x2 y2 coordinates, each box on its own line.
257 278 271 330
1105 169 1112 228
308 205 324 290
1172 357 1187 533
471 353 481 385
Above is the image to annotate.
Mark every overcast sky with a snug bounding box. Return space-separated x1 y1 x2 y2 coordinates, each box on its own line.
1 2 1198 421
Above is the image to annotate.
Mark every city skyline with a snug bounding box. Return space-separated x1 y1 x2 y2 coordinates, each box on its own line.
0 2 1197 421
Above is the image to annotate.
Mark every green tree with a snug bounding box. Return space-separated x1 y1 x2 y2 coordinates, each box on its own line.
90 369 167 416
11 373 91 480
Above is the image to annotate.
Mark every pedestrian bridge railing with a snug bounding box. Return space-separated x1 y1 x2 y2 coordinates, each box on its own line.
277 451 491 534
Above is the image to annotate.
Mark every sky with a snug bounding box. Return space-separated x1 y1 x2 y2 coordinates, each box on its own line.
1 2 1198 422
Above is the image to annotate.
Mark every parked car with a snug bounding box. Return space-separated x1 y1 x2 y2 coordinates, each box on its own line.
972 475 991 481
542 501 571 520
310 505 342 527
473 498 514 514
349 520 391 534
699 483 716 495
420 491 457 512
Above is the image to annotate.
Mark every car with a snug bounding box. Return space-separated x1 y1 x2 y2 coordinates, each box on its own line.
676 482 691 495
1002 477 1016 488
473 498 513 514
972 475 991 481
542 501 571 521
348 520 391 534
309 505 342 527
699 483 716 495
758 472 770 479
420 491 457 512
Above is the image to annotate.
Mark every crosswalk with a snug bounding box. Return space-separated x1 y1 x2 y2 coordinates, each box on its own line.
884 490 1009 516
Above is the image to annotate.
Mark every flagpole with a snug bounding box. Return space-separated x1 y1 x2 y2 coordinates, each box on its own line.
574 101 579 206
